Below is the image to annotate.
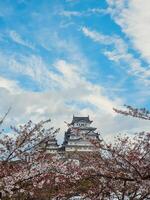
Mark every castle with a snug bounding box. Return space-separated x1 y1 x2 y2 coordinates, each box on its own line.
41 116 100 153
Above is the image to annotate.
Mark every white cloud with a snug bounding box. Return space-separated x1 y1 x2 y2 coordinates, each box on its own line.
9 31 34 49
0 77 21 94
82 27 113 44
1 60 150 144
0 53 53 89
1 0 150 144
59 8 108 18
52 59 121 113
59 10 82 17
82 27 150 86
0 55 124 143
107 0 150 63
1 77 150 144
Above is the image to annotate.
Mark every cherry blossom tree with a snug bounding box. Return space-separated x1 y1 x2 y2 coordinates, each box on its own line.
0 117 64 200
63 105 150 200
0 106 149 200
73 132 150 199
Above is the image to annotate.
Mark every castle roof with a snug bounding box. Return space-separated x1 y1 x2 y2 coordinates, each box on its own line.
71 116 92 124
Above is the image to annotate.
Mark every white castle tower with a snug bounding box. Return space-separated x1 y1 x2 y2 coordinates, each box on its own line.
62 116 100 152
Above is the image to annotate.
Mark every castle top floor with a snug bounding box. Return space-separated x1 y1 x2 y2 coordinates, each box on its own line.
70 116 93 128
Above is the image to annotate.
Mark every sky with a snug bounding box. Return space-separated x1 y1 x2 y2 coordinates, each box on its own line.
1 0 150 143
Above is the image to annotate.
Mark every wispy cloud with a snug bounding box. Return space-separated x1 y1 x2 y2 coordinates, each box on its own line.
9 31 34 49
51 59 121 114
107 0 150 63
0 76 21 94
1 72 150 143
1 0 150 142
59 8 108 17
0 46 121 115
0 57 123 143
82 27 150 86
0 52 52 89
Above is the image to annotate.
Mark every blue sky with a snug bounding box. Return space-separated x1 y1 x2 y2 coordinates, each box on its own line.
1 0 150 142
